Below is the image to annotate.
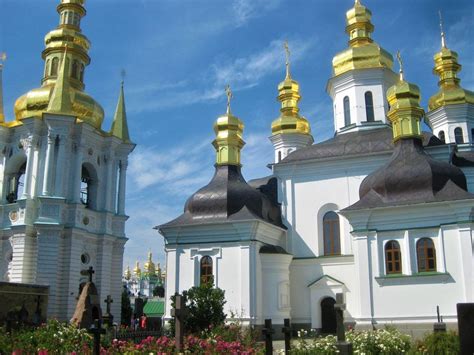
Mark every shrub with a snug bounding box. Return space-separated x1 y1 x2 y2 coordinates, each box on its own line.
414 330 459 355
170 280 226 334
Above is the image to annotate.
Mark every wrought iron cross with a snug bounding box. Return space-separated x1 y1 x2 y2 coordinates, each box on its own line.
225 85 233 114
283 41 291 78
396 50 404 80
87 266 95 282
171 294 189 352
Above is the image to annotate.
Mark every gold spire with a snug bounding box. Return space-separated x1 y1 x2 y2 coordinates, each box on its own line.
332 0 393 76
110 80 131 142
428 13 474 111
13 0 104 128
133 261 141 277
271 42 311 136
212 85 245 166
0 53 6 123
396 50 404 81
124 265 131 280
386 51 423 142
47 47 73 114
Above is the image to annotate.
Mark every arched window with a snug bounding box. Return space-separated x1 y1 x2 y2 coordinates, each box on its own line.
7 162 26 203
364 91 375 122
45 59 50 78
417 238 436 272
454 127 464 144
323 211 341 256
438 130 446 143
79 64 85 82
71 60 79 80
385 240 401 274
51 57 59 76
200 256 213 285
343 96 351 127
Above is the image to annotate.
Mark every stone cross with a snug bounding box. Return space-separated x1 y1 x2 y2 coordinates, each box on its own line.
262 318 275 355
334 293 353 355
104 295 113 314
88 319 106 355
281 318 292 354
171 294 188 352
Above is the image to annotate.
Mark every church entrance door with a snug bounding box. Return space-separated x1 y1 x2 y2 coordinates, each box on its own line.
321 296 336 334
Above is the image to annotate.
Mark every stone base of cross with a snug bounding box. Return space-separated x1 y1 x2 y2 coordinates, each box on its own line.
335 293 353 355
171 293 188 352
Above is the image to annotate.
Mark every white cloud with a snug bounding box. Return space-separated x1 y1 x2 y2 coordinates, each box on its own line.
232 0 282 27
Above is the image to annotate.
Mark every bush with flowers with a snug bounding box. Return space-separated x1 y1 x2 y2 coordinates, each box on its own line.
290 327 412 354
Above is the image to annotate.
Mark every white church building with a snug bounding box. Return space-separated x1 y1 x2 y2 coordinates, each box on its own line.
0 0 134 321
159 0 474 335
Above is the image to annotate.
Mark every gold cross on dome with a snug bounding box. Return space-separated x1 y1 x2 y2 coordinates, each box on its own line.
396 50 404 81
0 53 6 69
283 41 291 78
438 10 446 48
225 84 233 114
121 69 126 85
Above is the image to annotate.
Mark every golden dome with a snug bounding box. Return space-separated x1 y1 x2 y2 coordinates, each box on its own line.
386 52 424 142
133 261 141 277
332 0 393 77
271 41 311 136
428 45 474 111
124 265 131 280
144 251 156 276
212 86 245 166
13 0 104 128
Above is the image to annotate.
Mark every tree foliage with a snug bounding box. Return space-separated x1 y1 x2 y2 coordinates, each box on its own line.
170 280 226 334
121 288 133 326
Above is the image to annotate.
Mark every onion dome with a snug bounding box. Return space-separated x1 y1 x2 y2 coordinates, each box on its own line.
158 88 284 229
124 265 131 281
386 52 424 142
343 55 472 211
332 0 393 77
428 17 474 111
133 261 141 277
143 251 156 276
13 0 104 128
212 86 245 166
271 42 312 136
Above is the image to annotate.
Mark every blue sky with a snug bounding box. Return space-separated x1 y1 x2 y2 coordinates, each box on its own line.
1 0 473 272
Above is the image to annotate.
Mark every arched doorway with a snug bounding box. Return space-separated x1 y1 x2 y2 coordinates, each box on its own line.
321 297 337 334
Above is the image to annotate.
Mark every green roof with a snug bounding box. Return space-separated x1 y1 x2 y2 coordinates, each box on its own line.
143 300 165 317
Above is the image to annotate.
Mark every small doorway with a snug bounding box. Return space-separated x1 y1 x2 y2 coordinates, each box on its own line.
321 297 336 334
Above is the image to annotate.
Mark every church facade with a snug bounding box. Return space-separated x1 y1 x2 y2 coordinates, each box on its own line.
0 0 134 321
160 0 474 335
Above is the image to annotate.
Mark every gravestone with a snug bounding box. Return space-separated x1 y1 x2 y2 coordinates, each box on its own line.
171 294 188 352
433 305 446 332
457 303 474 355
262 319 275 355
334 293 353 355
70 267 102 329
102 295 114 327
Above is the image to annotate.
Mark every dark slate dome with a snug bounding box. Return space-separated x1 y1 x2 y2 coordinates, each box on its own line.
346 138 473 210
159 165 284 228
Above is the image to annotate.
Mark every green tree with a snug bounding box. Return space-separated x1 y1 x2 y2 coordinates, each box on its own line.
170 280 226 334
121 288 133 326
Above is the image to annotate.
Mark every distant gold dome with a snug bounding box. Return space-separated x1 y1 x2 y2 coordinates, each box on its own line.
13 0 104 129
133 261 141 276
144 251 156 276
332 0 393 77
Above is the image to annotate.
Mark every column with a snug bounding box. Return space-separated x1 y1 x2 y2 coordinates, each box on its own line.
0 150 7 201
54 136 67 197
104 154 114 212
118 160 127 215
10 234 37 283
42 134 55 196
72 143 83 203
21 139 34 199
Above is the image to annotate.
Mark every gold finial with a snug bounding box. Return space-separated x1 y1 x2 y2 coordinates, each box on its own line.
396 50 404 81
0 53 6 67
283 41 291 79
121 69 126 86
225 84 233 115
438 10 446 48
355 0 361 4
